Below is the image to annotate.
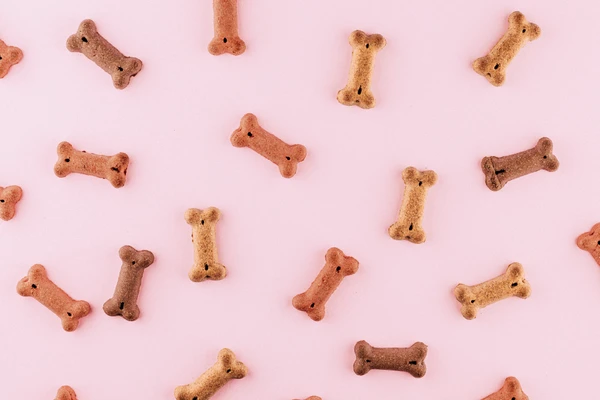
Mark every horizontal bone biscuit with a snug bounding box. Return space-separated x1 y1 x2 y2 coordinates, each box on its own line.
185 207 227 282
353 340 427 378
55 386 77 400
482 377 529 400
209 0 246 55
577 223 600 267
0 185 22 221
0 39 23 78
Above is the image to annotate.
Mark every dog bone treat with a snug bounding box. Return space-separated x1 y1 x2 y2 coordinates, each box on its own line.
0 39 23 78
185 207 227 282
66 19 142 89
231 113 307 178
473 11 540 86
54 141 129 188
103 245 155 321
55 386 77 400
209 0 246 55
292 247 359 321
483 377 529 400
388 167 437 244
337 30 386 109
0 185 22 221
174 348 247 400
353 340 427 378
294 397 322 400
17 264 91 332
454 262 531 320
481 137 558 191
577 223 600 266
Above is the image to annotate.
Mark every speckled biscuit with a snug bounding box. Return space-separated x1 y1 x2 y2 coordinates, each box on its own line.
54 141 129 188
103 245 154 321
67 19 142 89
17 265 91 332
481 137 558 191
389 167 437 244
337 30 386 109
0 185 22 221
577 223 600 266
209 0 246 55
0 39 23 78
454 263 531 320
55 386 77 400
185 207 227 282
353 340 427 378
175 348 247 400
473 11 540 86
292 247 359 321
482 377 529 400
231 113 307 178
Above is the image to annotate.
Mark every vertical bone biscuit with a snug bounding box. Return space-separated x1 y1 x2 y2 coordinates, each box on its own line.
473 11 540 86
454 263 531 320
231 113 307 178
292 247 359 321
209 0 246 55
54 141 129 188
353 340 428 378
103 245 155 321
185 207 227 282
17 265 91 332
0 185 23 221
337 30 386 109
67 19 143 89
0 39 23 78
55 386 77 400
577 223 600 266
481 137 558 191
482 377 529 400
388 167 437 244
174 348 247 400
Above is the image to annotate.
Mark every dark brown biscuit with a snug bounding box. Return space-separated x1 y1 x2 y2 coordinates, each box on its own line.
0 39 23 78
0 185 23 221
209 0 246 55
353 340 427 378
577 223 600 266
185 207 227 282
482 377 529 400
55 386 77 400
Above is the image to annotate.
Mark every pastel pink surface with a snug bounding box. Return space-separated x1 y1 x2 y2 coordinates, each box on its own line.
0 1 599 399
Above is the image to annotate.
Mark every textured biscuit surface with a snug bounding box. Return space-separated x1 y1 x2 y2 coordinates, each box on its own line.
577 223 600 266
353 340 427 378
482 377 529 400
0 39 23 78
0 185 23 221
209 0 246 55
185 207 227 282
55 386 77 400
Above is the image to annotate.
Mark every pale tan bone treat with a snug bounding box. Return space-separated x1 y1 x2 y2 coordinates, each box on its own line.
454 263 531 320
103 245 155 321
389 167 437 244
209 0 246 55
292 247 359 321
55 386 77 400
353 340 427 378
482 377 529 400
576 223 600 266
0 39 23 78
0 185 22 221
67 19 142 89
231 113 307 178
17 265 91 332
337 30 386 109
185 207 227 282
54 141 129 188
473 11 540 86
174 348 247 400
481 137 558 191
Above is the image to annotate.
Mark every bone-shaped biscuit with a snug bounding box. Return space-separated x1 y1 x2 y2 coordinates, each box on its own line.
174 348 247 400
292 247 359 321
388 167 437 244
576 223 600 267
0 185 23 221
209 0 246 55
482 377 529 400
55 386 77 400
54 141 129 188
473 12 540 87
103 245 155 321
481 137 558 191
231 113 307 178
454 263 531 320
17 264 91 332
337 30 386 109
295 397 322 400
0 39 23 78
353 340 427 378
185 207 227 282
67 19 143 90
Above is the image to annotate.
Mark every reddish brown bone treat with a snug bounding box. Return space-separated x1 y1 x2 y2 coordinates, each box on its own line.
0 39 23 78
482 377 529 400
353 340 427 378
577 223 600 266
292 247 359 321
0 185 23 221
209 0 246 55
231 113 307 178
17 264 91 332
55 386 78 400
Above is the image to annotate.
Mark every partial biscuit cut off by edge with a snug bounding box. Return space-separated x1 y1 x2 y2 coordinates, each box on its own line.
0 39 23 78
209 0 246 55
0 185 23 221
482 377 529 400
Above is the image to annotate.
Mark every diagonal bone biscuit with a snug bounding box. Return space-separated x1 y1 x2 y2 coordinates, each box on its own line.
576 223 600 267
473 11 540 86
454 263 531 320
174 348 247 400
0 185 23 221
67 19 142 89
337 30 386 109
482 377 529 400
353 340 427 378
209 0 246 55
389 167 437 244
55 386 77 400
481 137 558 191
185 207 227 282
0 39 23 78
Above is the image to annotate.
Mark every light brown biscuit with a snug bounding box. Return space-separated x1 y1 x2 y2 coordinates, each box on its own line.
0 39 23 78
17 264 91 332
353 340 427 378
292 247 359 321
473 11 540 86
231 113 307 178
209 0 246 55
0 185 23 221
185 207 227 282
174 348 247 400
103 245 155 321
337 30 386 109
55 386 77 400
577 223 600 266
389 167 437 244
482 377 529 400
454 262 531 320
54 141 129 188
67 19 142 89
481 137 558 191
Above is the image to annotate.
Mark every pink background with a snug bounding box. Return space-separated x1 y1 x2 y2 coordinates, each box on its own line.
1 0 599 399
